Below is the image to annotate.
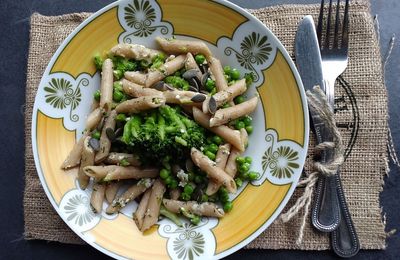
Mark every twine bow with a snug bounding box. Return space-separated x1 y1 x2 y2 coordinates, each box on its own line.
279 86 345 246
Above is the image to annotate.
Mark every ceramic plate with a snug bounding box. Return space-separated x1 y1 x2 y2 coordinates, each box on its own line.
32 0 309 259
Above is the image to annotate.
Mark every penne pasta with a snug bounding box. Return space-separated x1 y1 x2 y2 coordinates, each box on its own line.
77 136 95 190
240 128 249 148
225 148 242 178
133 188 152 231
84 165 159 181
145 54 186 87
115 96 166 114
192 107 244 151
156 37 212 58
105 182 120 204
124 71 147 86
95 110 117 163
104 152 141 166
191 148 237 193
209 96 258 127
185 53 202 72
100 58 114 112
90 182 106 214
122 79 162 98
110 43 162 62
208 57 228 92
106 180 152 214
85 107 104 131
163 199 225 218
206 143 231 195
61 132 89 169
141 179 166 231
169 188 181 200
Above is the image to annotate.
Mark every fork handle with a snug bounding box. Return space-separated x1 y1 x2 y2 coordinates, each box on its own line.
331 170 360 257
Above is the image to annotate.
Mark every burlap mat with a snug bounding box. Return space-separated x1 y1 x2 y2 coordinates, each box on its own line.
24 0 389 250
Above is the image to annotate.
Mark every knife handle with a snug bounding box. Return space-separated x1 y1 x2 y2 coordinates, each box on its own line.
331 171 360 258
311 124 341 232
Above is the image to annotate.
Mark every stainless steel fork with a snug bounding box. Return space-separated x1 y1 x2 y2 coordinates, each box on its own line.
313 0 360 257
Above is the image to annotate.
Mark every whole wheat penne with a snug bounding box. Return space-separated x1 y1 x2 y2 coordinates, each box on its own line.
95 110 117 163
61 132 89 169
91 182 106 214
105 182 120 204
156 37 212 58
213 79 246 107
209 57 228 92
100 59 113 111
115 96 166 114
77 136 95 190
145 54 186 87
122 79 162 98
133 188 152 230
106 180 152 214
104 152 141 166
163 199 225 218
210 96 258 127
141 179 166 231
192 107 244 151
240 128 249 148
84 165 158 181
170 188 181 200
124 71 147 86
184 53 202 79
191 148 237 193
225 148 242 178
85 107 104 131
206 143 231 195
110 43 162 62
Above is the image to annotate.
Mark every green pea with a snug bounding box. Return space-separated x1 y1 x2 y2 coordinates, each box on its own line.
181 192 191 201
113 82 123 92
205 151 216 161
248 171 260 181
230 68 240 80
220 193 229 203
235 178 243 187
160 169 170 179
223 66 231 75
93 90 101 101
212 135 223 145
113 91 124 102
245 125 253 134
206 136 214 144
184 184 194 194
234 95 245 104
169 179 178 189
235 156 246 165
239 171 249 180
239 162 250 173
195 54 206 64
191 215 201 225
219 187 228 195
205 78 215 92
235 120 245 130
113 70 123 80
201 194 209 202
115 113 127 122
91 130 101 140
223 201 233 212
245 156 252 164
164 176 172 185
208 143 219 153
243 116 252 126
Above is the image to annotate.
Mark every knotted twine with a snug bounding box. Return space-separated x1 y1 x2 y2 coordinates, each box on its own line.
279 85 345 245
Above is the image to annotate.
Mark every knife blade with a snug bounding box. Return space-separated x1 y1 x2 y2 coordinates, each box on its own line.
295 15 341 232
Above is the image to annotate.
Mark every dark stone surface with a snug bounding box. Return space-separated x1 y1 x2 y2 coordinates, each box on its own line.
0 0 398 259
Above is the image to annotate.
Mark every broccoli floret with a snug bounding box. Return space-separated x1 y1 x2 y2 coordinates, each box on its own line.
94 54 104 70
244 72 255 87
150 53 166 69
164 76 190 90
110 56 138 79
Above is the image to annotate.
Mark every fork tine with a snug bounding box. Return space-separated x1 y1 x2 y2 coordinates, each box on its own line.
317 0 325 46
333 0 341 48
324 0 333 49
341 0 350 48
